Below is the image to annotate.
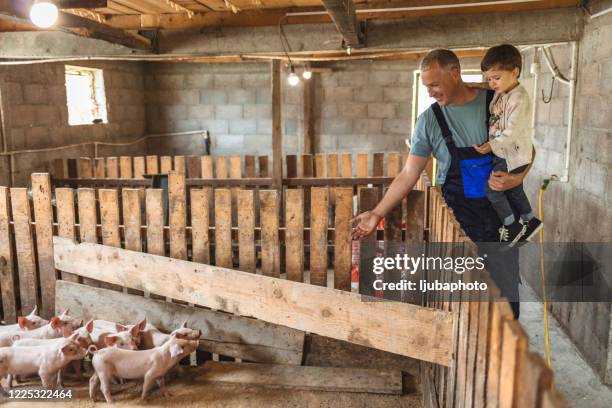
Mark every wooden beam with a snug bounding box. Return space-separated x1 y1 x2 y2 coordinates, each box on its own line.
53 238 455 366
196 361 403 394
271 60 282 190
58 0 108 8
321 0 363 48
56 280 305 365
303 75 314 155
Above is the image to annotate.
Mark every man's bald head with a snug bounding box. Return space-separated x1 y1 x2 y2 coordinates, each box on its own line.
420 49 461 72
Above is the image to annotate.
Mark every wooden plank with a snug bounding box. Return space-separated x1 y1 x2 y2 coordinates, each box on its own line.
187 156 201 179
487 300 516 408
285 155 297 178
55 188 79 283
31 173 56 318
244 155 256 178
341 153 352 177
499 319 528 408
271 59 282 189
99 189 121 248
214 189 233 268
199 361 402 394
334 187 352 291
237 190 255 273
145 189 165 257
464 275 482 408
146 155 159 174
300 154 313 177
174 156 186 174
285 189 304 283
53 158 68 179
106 157 119 178
473 281 491 407
383 185 402 302
56 280 305 365
372 152 384 177
358 187 379 297
216 156 228 179
119 156 133 179
315 153 327 178
54 237 454 366
327 154 339 179
191 188 210 264
541 387 568 408
387 152 401 176
10 188 39 314
303 74 314 155
168 171 187 260
122 189 142 252
77 157 93 178
0 187 17 322
94 158 105 178
259 190 280 277
356 153 368 177
258 156 269 178
201 156 213 178
67 159 78 178
77 189 98 244
160 156 173 173
516 352 553 408
310 187 329 287
133 157 146 179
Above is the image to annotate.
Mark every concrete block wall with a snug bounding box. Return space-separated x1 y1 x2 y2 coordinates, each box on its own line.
1 61 146 185
520 12 612 384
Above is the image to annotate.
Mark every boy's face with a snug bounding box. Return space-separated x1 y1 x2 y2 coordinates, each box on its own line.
485 66 520 93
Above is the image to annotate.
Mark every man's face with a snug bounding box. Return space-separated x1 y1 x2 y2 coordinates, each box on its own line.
421 63 460 106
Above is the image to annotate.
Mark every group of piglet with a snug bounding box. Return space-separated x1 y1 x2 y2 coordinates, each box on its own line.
0 306 201 403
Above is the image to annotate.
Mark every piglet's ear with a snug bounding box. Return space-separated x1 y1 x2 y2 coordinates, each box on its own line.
115 324 127 333
169 343 184 359
181 321 188 328
18 316 28 329
85 319 94 333
29 305 38 316
138 318 147 331
104 336 119 347
129 324 141 337
50 316 61 329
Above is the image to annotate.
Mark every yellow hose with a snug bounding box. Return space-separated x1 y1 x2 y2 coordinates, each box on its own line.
539 182 552 368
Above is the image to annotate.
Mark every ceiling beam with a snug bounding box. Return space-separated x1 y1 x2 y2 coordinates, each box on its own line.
58 0 108 8
321 0 363 48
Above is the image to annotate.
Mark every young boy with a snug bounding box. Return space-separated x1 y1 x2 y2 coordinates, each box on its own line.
474 44 542 246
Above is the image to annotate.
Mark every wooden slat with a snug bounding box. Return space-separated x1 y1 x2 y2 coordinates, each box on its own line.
31 174 56 317
67 159 78 178
214 189 233 268
327 154 339 178
119 156 133 179
56 280 305 365
106 157 119 178
259 190 279 277
199 361 402 394
372 152 384 177
145 189 165 257
174 156 186 174
341 153 352 177
499 319 528 408
99 189 121 248
258 156 269 178
310 187 329 287
216 156 228 179
133 157 146 178
122 189 142 252
54 237 454 366
168 171 187 260
516 352 553 408
334 187 352 291
286 155 297 178
301 154 313 177
201 156 213 178
0 187 17 322
160 156 173 173
187 156 201 179
237 190 255 273
53 158 68 179
285 189 304 283
383 185 402 302
10 188 39 314
77 157 93 178
358 187 379 297
55 188 79 283
244 155 256 178
356 153 368 177
473 278 492 407
146 155 159 174
487 300 515 407
271 59 282 189
387 152 401 176
191 188 211 264
94 158 105 178
315 153 327 178
77 189 97 244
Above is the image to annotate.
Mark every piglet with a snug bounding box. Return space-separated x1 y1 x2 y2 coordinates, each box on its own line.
91 318 146 351
0 335 87 394
0 315 71 347
140 321 201 349
89 336 199 402
0 306 48 332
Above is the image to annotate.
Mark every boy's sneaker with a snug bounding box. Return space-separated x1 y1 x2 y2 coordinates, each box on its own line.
520 218 543 242
498 220 527 247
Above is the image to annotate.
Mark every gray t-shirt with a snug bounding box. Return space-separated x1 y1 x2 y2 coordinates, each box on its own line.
410 89 488 185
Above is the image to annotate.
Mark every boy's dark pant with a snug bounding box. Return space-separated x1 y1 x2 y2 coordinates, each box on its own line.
486 156 532 224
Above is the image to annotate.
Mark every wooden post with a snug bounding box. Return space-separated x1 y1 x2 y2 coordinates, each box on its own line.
271 60 282 190
303 75 314 155
0 187 17 322
55 188 79 283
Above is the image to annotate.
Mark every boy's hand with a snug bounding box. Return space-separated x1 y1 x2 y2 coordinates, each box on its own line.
351 211 381 240
473 142 492 154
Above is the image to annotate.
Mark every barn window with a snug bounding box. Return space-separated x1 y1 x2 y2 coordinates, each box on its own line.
65 65 108 126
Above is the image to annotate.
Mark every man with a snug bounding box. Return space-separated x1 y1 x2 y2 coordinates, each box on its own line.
351 49 531 318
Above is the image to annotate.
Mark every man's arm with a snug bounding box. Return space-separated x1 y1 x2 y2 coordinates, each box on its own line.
351 154 429 239
488 147 536 191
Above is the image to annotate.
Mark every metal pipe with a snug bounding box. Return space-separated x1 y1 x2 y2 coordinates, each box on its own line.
560 41 578 183
529 48 540 141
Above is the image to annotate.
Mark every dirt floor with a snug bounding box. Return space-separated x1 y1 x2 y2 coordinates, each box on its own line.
0 335 423 407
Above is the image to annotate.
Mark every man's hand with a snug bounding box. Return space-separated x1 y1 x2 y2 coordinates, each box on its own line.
351 211 381 240
473 142 492 154
488 171 523 191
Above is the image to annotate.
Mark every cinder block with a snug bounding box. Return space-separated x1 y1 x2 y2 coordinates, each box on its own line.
242 73 269 88
354 88 383 103
7 82 23 105
320 119 352 135
215 105 242 120
548 98 566 125
283 119 298 135
23 84 47 105
169 90 199 105
397 102 412 119
283 104 299 119
11 105 35 127
174 119 201 132
338 71 368 86
229 119 257 135
200 119 229 135
315 105 338 119
227 89 256 104
383 87 411 102
243 104 272 119
382 119 411 135
579 63 601 96
186 74 213 89
368 103 396 119
24 126 49 148
583 159 608 197
283 88 302 104
47 85 66 105
214 74 242 88
188 104 215 119
319 73 338 87
323 87 353 103
200 90 227 104
257 119 272 134
161 105 188 121
256 89 272 103
338 103 367 119
156 74 185 89
354 119 383 134
216 134 245 149
369 71 398 86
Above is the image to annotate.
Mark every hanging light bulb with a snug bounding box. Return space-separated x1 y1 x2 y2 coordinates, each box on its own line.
302 65 312 80
287 65 300 87
30 1 59 28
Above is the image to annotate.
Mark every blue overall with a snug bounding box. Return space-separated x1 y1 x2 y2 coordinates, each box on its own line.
431 91 520 318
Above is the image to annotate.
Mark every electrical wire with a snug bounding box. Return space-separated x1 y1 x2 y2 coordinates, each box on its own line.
539 179 552 368
277 15 294 68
